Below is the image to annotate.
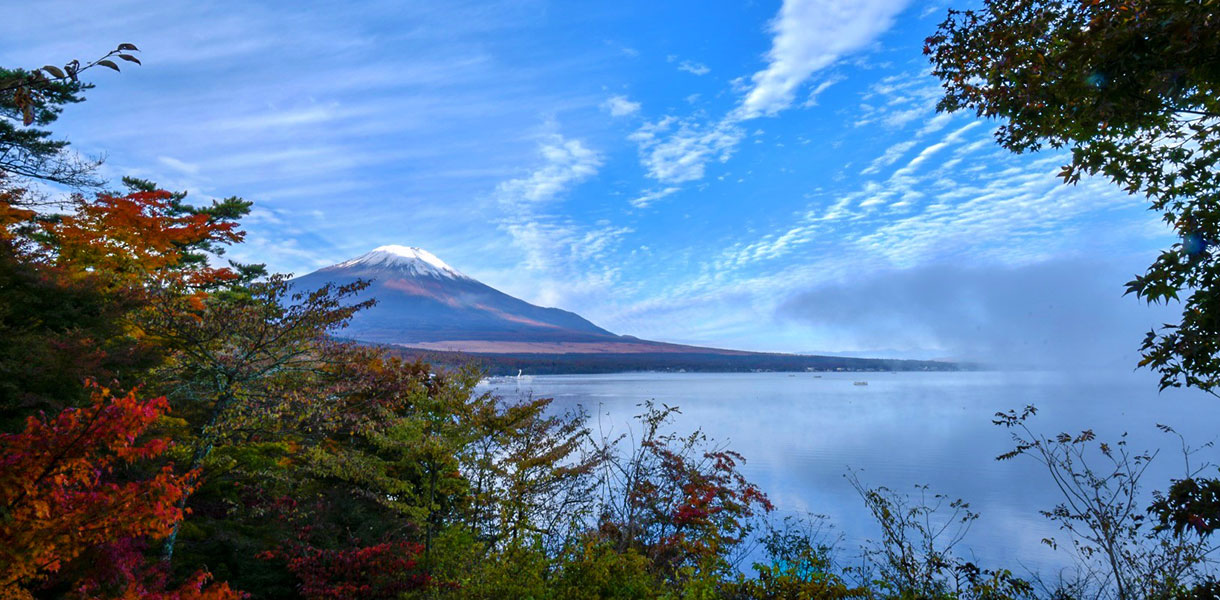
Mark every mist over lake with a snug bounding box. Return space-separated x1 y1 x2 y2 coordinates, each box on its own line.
482 369 1219 575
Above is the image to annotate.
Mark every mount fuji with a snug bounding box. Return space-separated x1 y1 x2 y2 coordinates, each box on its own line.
290 246 959 372
292 245 653 351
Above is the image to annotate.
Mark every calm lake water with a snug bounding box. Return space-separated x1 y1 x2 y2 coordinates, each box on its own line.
477 369 1218 577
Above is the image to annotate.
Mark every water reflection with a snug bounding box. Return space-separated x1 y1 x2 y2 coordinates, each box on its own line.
478 370 1218 576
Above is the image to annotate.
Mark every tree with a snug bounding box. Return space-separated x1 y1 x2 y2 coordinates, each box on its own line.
458 389 599 557
995 407 1217 600
0 384 239 600
0 182 251 429
144 274 372 562
926 5 1220 587
924 0 1220 394
1 44 141 188
591 403 773 585
724 515 865 600
263 540 430 600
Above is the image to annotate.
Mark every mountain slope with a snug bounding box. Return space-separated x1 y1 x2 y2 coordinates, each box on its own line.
291 245 618 345
291 246 959 371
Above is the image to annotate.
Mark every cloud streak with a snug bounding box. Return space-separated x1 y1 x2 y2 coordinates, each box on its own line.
734 0 910 120
631 0 910 187
491 134 634 312
630 186 681 209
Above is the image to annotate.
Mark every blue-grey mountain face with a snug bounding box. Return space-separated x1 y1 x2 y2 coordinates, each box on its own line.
292 246 617 344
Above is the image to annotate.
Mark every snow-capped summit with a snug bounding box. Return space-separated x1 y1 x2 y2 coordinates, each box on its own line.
333 245 468 279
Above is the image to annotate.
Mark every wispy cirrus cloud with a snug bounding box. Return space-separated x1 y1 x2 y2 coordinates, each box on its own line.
854 70 945 129
629 0 911 189
860 140 916 175
630 186 681 209
496 135 602 208
492 134 634 310
0 0 622 280
603 80 1165 352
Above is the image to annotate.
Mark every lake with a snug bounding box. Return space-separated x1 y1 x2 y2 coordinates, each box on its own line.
477 369 1219 577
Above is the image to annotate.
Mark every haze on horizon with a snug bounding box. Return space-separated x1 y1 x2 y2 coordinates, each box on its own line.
0 0 1177 367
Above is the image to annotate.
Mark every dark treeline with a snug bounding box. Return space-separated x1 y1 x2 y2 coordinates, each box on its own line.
382 347 962 376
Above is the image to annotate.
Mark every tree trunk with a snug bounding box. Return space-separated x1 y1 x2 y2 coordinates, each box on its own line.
162 388 232 564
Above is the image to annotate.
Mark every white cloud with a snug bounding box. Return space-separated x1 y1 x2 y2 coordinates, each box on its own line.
917 112 954 136
157 155 201 175
678 60 710 76
860 140 915 175
802 76 844 107
602 95 642 117
630 186 681 209
496 135 602 207
497 218 634 309
629 117 743 184
707 118 1141 276
854 71 943 129
489 134 635 311
629 0 908 186
734 0 910 120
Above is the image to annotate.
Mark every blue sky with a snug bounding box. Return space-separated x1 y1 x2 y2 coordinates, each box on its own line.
1 0 1177 364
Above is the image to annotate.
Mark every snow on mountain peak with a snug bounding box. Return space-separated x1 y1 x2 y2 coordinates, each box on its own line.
335 245 468 279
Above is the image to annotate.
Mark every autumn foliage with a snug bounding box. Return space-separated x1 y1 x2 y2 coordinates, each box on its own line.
0 183 252 428
44 189 242 290
8 25 1220 598
0 384 237 599
262 540 430 600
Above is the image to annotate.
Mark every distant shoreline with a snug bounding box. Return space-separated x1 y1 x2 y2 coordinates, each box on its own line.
380 345 967 376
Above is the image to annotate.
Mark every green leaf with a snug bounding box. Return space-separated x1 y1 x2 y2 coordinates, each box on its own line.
41 65 66 78
117 54 141 65
117 43 140 51
96 60 120 72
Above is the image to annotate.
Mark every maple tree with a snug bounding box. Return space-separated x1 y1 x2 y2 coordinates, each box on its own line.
0 384 239 600
0 181 253 429
44 188 244 291
272 541 430 600
254 499 434 600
